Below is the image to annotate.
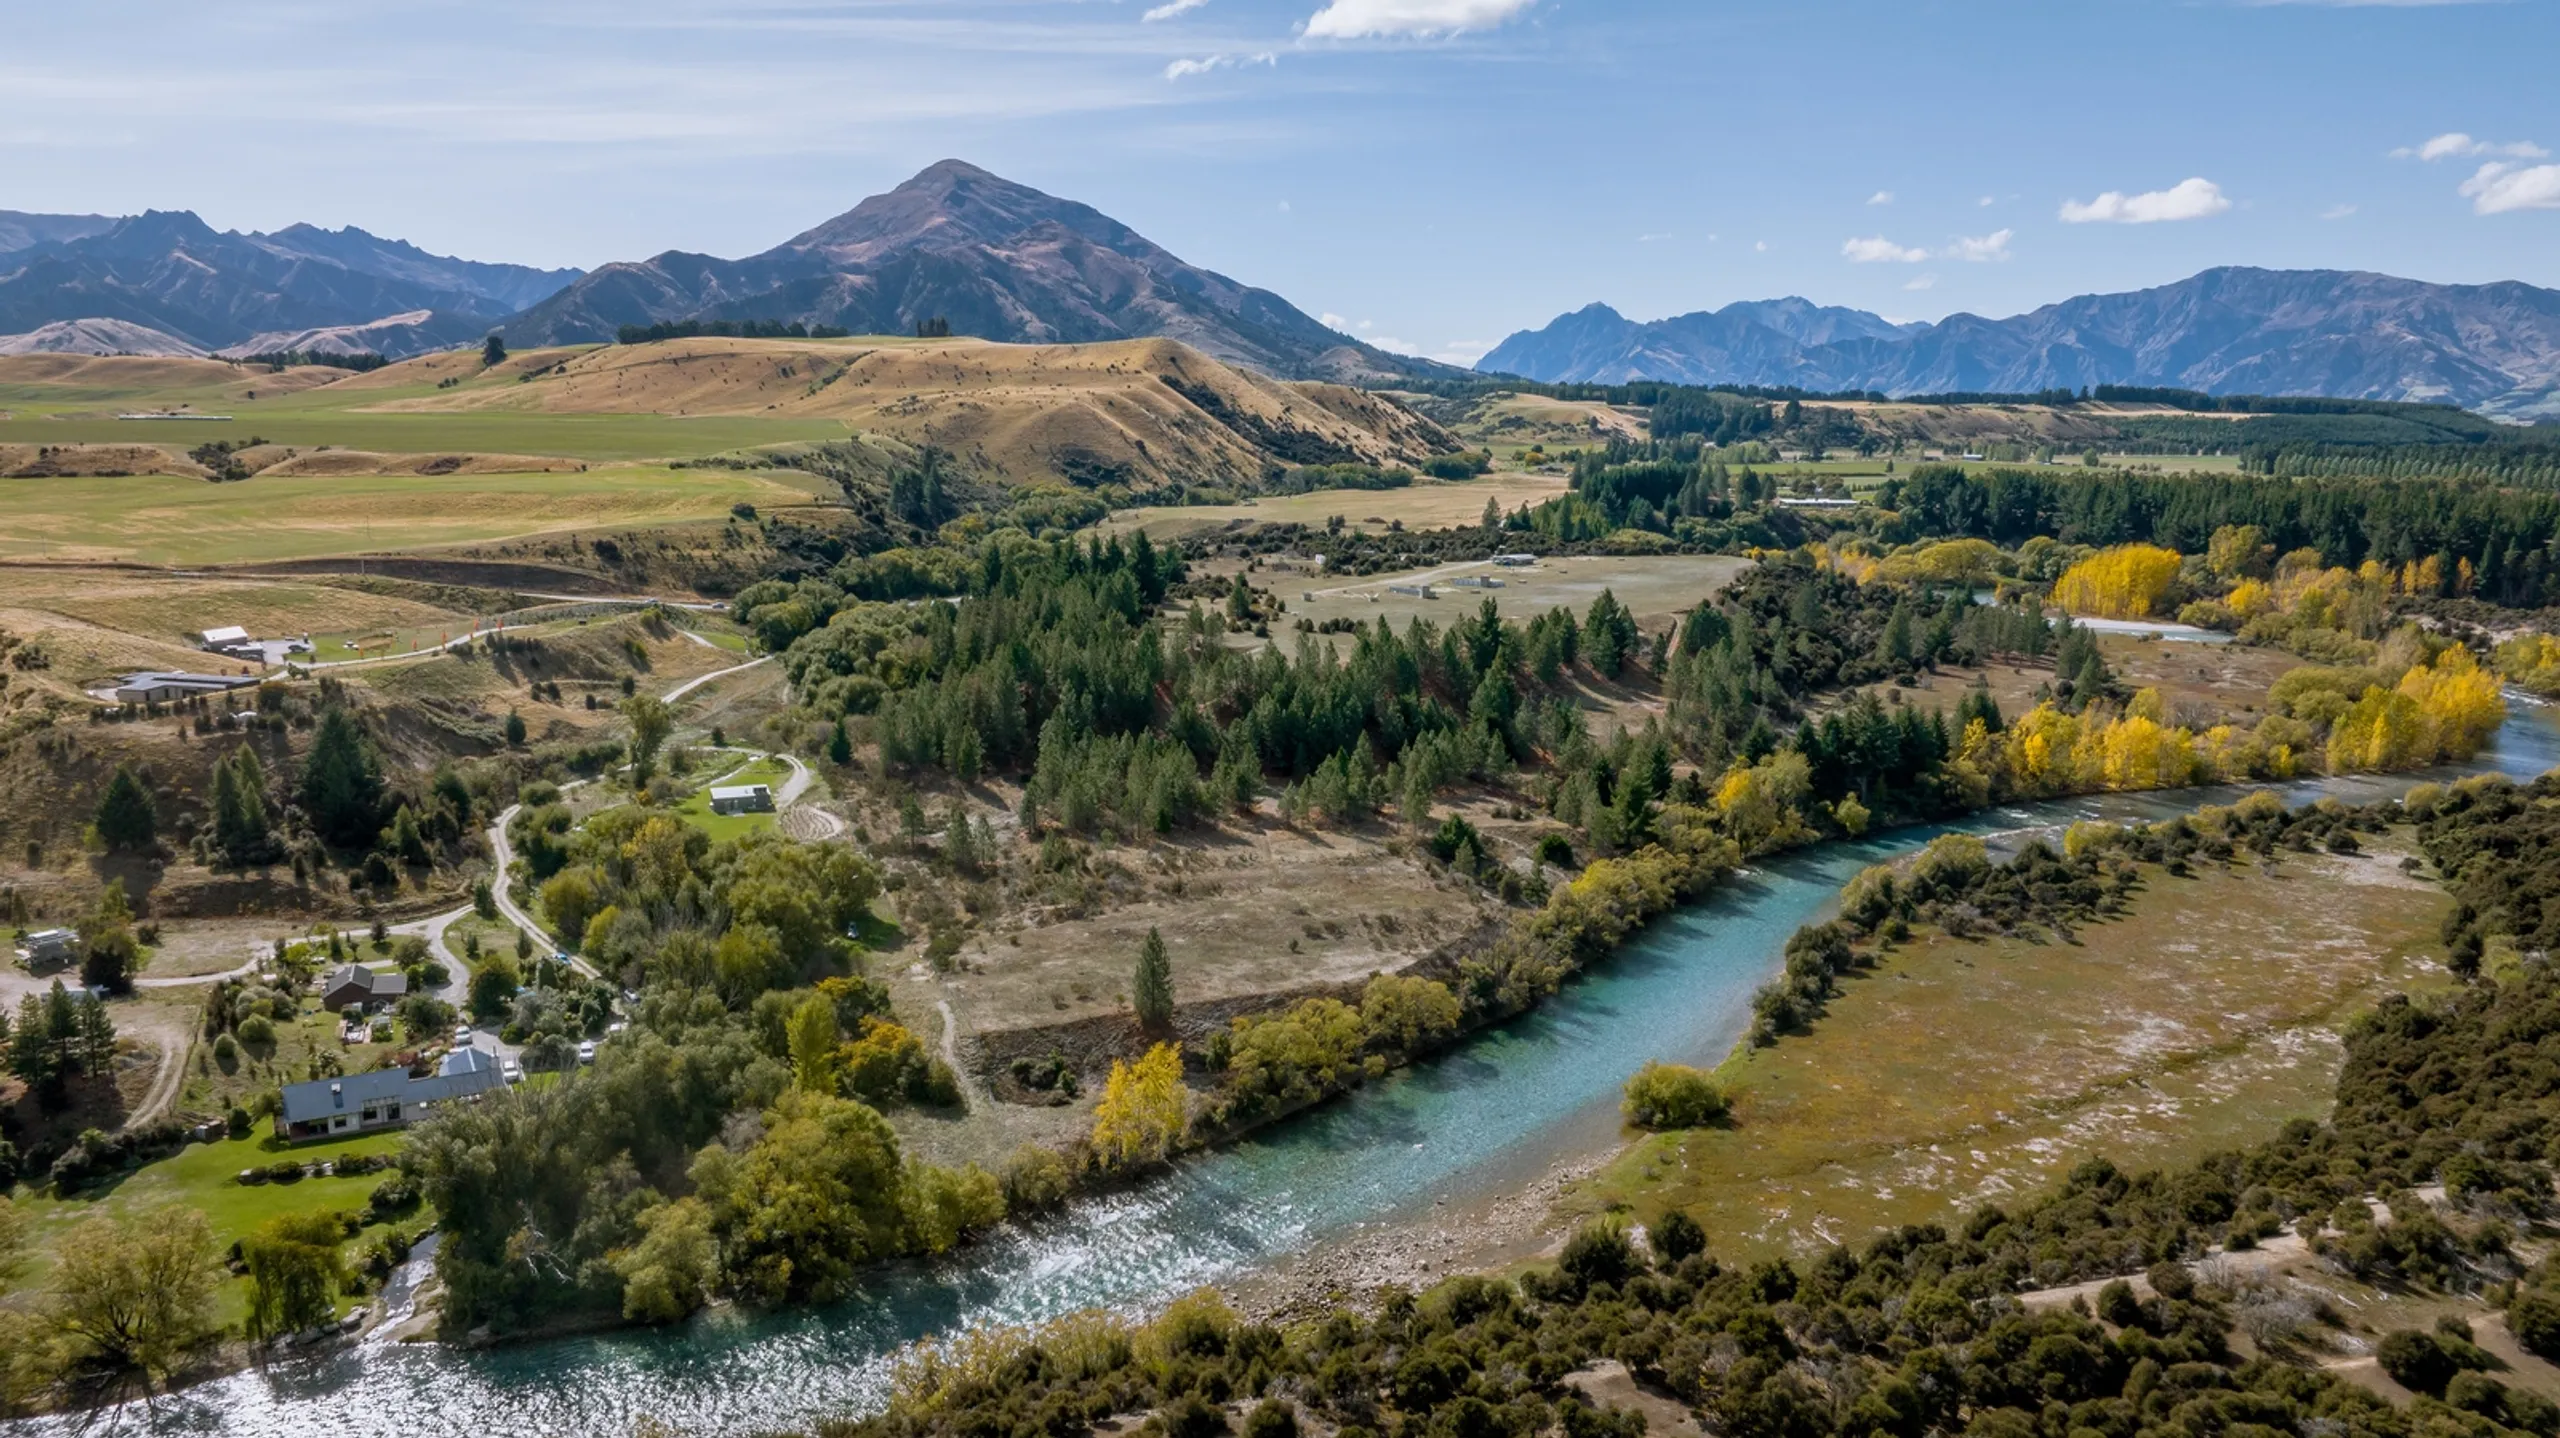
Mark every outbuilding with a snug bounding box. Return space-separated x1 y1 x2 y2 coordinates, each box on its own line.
709 784 775 815
15 928 77 972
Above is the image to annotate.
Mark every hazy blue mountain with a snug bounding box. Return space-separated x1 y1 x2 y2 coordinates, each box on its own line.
1481 268 2560 416
0 210 580 356
501 159 1460 382
0 210 119 256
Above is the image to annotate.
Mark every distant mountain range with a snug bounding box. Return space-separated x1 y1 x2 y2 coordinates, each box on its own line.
1480 268 2560 418
0 211 581 357
0 163 1450 382
499 160 1444 383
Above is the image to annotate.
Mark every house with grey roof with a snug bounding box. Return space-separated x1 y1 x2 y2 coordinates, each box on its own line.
276 1063 502 1142
321 963 408 1012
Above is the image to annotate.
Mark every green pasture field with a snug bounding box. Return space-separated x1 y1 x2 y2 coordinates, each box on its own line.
1574 839 2449 1259
0 407 853 463
0 465 833 565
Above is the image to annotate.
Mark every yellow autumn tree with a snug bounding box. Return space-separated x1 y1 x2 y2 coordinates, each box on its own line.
2397 645 2504 757
2325 686 2430 773
2496 633 2560 697
1090 1042 1187 1170
2050 544 2183 619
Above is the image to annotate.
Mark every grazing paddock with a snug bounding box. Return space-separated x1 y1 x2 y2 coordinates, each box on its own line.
1281 554 1753 638
0 465 832 565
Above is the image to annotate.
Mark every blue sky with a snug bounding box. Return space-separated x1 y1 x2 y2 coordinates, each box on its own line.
6 0 2556 364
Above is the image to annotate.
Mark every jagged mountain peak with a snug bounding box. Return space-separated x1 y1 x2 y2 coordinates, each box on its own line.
1481 268 2560 416
504 160 1458 383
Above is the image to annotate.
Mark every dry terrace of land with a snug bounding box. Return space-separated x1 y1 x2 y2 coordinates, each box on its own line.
1576 838 2450 1258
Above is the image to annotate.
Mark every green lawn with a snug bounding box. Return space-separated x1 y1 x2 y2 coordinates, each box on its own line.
672 756 790 840
0 465 832 565
17 1128 417 1324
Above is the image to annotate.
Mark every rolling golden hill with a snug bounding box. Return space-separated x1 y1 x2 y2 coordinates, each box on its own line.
342 335 1458 488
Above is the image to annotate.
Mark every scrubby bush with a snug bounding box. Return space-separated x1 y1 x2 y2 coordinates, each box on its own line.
1620 1061 1726 1129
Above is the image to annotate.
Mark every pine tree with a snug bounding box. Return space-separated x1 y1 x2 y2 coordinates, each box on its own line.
301 707 384 847
93 764 157 853
1132 927 1174 1032
504 709 528 746
827 719 853 766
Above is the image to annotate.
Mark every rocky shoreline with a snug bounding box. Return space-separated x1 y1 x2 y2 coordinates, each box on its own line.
1230 1150 1610 1324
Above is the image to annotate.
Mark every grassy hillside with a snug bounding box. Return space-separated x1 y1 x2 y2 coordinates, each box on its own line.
0 336 1454 493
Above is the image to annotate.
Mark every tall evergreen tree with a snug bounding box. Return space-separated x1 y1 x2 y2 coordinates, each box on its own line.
300 707 384 847
93 764 157 854
1132 927 1174 1032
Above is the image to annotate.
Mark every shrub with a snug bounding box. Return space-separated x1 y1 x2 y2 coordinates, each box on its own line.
1557 1217 1638 1292
1650 1209 1706 1263
2511 1290 2560 1360
1621 1061 1727 1129
2376 1329 2459 1395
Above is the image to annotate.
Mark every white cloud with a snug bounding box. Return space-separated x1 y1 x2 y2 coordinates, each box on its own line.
1303 0 1537 39
2462 161 2560 214
1636 231 1671 242
1144 0 1210 19
1164 50 1274 79
1754 240 1767 252
1843 235 1927 264
1843 229 2009 265
1320 312 1351 331
2394 132 2549 161
1978 195 1995 207
1867 190 1894 206
1369 334 1493 365
1944 228 2012 262
2058 177 2231 224
2321 203 2358 220
1277 200 1292 212
1903 274 1938 291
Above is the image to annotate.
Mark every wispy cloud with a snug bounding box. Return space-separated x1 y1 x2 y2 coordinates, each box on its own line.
1903 274 1938 291
1165 50 1274 79
1842 235 1927 264
2321 203 2359 220
1636 231 1671 242
1866 190 1893 206
2394 132 2548 161
1302 0 1538 39
2058 177 2230 224
2462 161 2560 214
1944 228 2012 262
1843 229 2009 264
1369 333 1493 365
1144 0 1211 19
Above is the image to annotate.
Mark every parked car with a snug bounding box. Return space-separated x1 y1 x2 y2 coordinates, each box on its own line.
501 1057 524 1084
577 1040 596 1065
452 1024 473 1046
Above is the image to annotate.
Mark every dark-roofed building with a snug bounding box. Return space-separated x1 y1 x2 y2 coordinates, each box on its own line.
321 963 408 1012
111 670 256 704
276 1063 502 1142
